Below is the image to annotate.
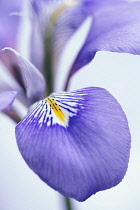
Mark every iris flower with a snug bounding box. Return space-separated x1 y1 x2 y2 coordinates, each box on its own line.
1 0 140 203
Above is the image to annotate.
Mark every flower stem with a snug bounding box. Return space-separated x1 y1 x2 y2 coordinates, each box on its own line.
64 197 73 210
3 109 21 124
43 37 53 95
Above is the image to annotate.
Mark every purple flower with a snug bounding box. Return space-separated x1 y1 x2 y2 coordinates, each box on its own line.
0 48 131 201
1 0 137 202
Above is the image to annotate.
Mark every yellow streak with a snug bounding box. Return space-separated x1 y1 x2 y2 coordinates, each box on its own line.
50 0 78 23
46 97 65 123
47 0 78 34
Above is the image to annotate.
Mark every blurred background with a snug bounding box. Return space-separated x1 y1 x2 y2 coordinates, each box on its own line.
0 0 140 209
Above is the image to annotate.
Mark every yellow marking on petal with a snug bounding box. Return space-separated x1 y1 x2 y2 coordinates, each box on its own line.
46 97 65 123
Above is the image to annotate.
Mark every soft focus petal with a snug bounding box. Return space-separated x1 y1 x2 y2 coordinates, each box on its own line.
16 87 130 201
31 0 65 14
52 0 90 64
0 0 23 49
30 0 92 71
71 0 140 74
1 48 46 104
0 91 17 111
30 0 65 70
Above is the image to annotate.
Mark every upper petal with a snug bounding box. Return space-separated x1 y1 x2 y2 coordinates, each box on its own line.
30 0 92 71
0 0 23 49
0 91 17 111
15 87 131 201
1 48 46 104
70 0 140 74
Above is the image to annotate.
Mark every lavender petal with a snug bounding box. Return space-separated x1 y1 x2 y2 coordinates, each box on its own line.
16 87 131 201
0 91 17 111
1 48 46 104
71 0 140 74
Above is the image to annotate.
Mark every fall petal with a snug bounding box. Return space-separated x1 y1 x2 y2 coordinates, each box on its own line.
16 87 130 201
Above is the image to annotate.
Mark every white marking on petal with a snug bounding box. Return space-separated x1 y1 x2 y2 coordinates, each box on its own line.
26 91 86 127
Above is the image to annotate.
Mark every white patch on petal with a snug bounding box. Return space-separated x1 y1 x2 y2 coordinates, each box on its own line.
26 91 86 127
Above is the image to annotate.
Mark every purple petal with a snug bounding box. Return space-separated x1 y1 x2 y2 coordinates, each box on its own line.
0 0 23 49
15 87 130 201
0 91 17 111
71 0 140 74
1 48 46 103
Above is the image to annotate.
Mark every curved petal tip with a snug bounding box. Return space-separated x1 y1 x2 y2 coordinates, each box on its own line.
1 47 46 103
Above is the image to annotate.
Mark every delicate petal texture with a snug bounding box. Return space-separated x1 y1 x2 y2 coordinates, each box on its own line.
16 87 130 201
71 0 140 74
0 91 17 111
0 0 23 49
1 48 46 103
